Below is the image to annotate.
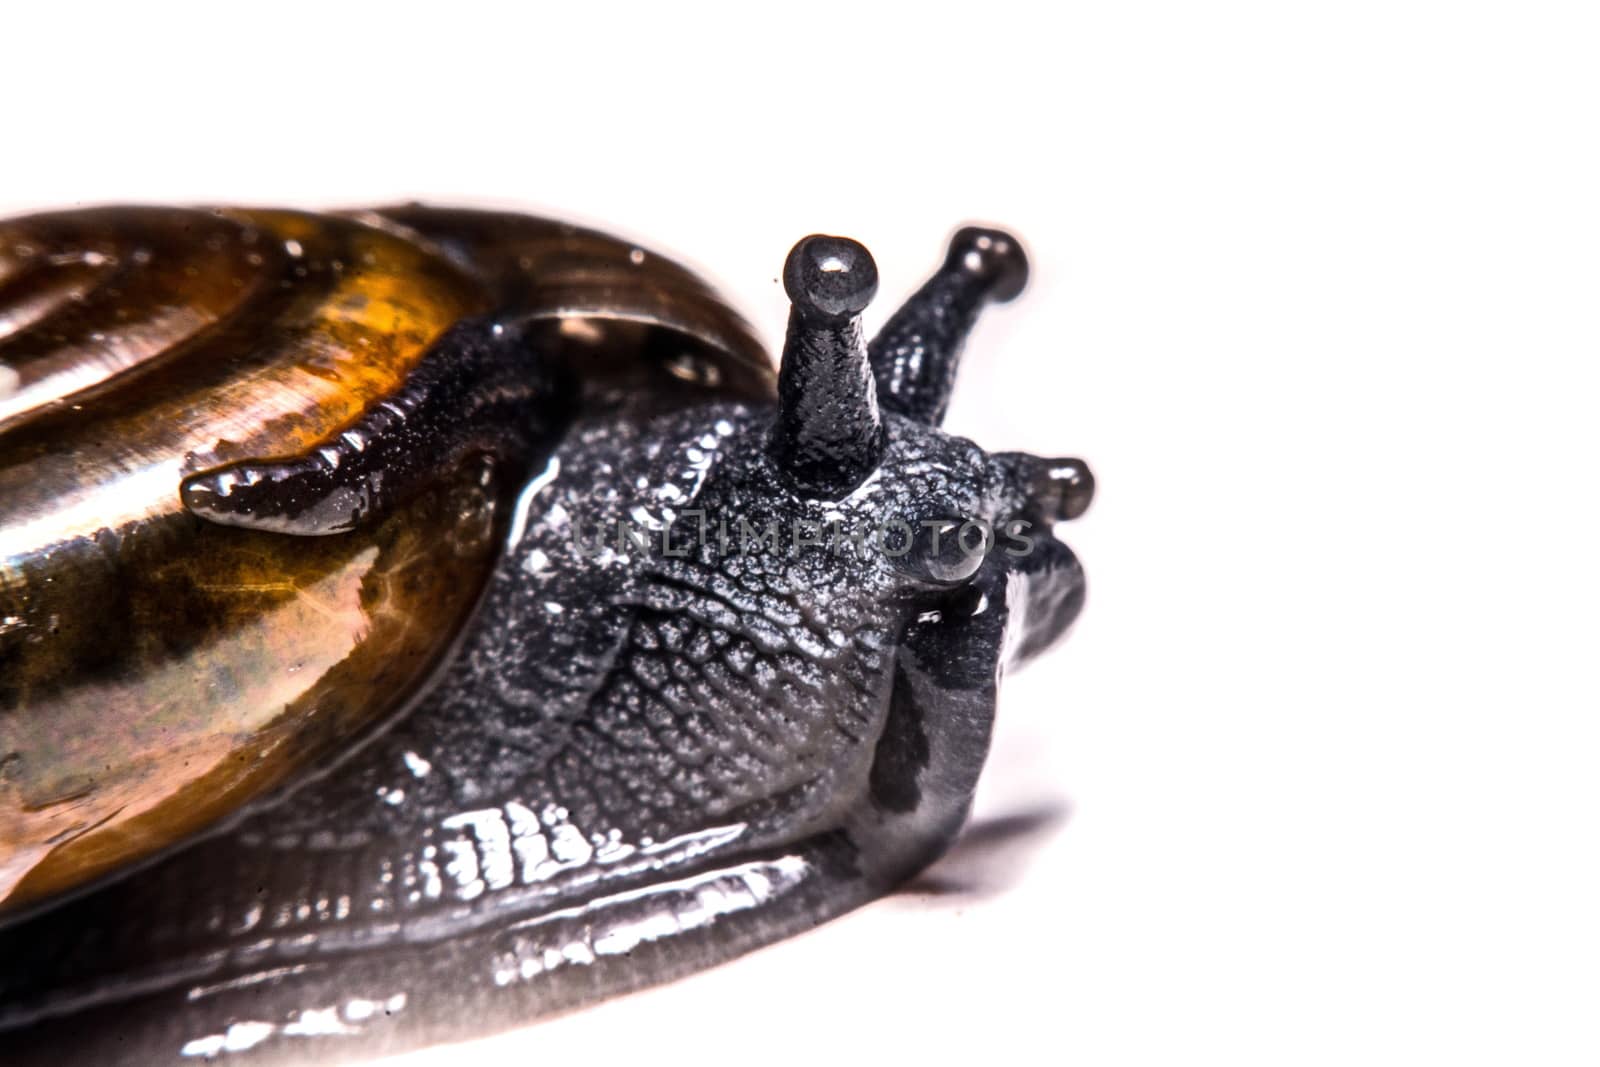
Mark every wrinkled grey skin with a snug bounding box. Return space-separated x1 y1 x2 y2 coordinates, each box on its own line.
0 229 1089 1064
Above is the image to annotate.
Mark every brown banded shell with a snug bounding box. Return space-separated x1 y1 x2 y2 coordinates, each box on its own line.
0 206 772 915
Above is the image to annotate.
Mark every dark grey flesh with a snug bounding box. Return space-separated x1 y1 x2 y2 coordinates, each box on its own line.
0 227 1090 1064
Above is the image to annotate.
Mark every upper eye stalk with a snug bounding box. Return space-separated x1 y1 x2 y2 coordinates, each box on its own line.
768 235 885 499
768 226 1034 500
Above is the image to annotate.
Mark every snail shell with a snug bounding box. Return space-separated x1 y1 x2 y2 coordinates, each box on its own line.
0 206 770 915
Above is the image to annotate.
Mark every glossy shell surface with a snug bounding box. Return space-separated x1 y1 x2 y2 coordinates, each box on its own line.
0 206 771 914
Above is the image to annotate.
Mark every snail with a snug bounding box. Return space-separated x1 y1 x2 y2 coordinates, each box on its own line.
0 205 1092 1064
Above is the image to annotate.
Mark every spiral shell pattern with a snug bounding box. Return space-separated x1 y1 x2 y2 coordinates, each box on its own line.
0 206 770 914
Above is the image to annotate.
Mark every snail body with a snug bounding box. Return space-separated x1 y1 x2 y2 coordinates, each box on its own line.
0 206 1090 1064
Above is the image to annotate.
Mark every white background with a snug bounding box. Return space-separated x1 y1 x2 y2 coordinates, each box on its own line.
6 3 1597 1064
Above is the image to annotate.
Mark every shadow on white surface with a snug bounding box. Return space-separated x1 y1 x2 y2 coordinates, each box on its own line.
901 804 1072 902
